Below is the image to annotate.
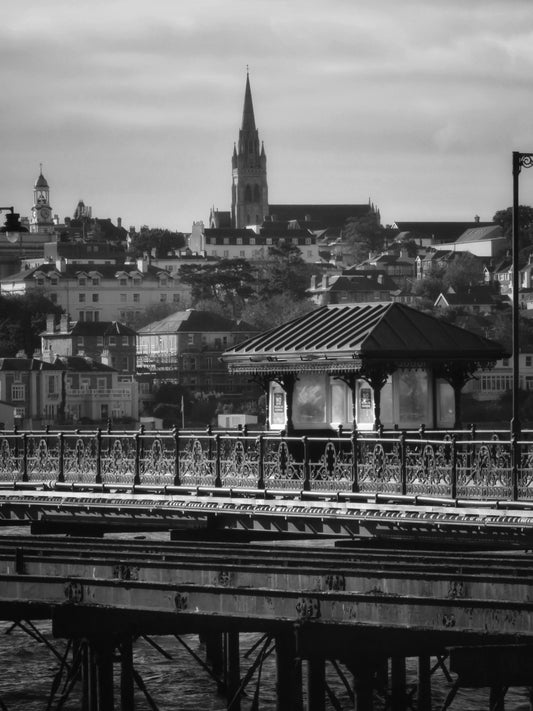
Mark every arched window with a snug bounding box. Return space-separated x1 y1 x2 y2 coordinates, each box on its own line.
253 184 260 202
244 184 252 203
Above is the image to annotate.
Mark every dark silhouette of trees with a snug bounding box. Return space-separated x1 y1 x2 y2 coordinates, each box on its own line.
0 293 63 357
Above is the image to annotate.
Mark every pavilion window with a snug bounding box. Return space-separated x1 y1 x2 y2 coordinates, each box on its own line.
270 384 286 427
436 379 455 428
397 369 429 428
293 374 327 426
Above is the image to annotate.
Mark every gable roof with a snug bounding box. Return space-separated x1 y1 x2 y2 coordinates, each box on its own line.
222 303 506 374
393 221 495 243
137 309 257 335
455 225 504 243
268 204 373 231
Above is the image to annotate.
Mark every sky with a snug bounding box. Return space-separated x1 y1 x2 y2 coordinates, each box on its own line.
1 0 533 233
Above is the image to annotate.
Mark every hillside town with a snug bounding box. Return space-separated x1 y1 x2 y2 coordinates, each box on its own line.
0 74 531 431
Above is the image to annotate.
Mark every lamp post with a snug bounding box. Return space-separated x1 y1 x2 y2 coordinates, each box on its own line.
0 206 26 235
511 152 533 437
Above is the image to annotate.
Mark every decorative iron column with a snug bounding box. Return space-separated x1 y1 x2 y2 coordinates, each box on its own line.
512 152 533 436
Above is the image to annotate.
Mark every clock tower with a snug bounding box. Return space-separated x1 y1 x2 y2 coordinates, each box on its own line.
30 165 55 234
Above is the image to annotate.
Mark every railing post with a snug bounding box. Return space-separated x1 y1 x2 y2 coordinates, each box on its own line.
173 426 181 486
22 433 28 483
512 428 520 501
351 428 359 493
257 435 264 489
57 432 65 483
134 432 141 486
451 434 457 500
302 436 310 492
95 428 102 484
400 430 407 496
214 433 221 488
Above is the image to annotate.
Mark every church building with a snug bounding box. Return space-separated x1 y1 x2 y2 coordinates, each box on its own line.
209 72 378 240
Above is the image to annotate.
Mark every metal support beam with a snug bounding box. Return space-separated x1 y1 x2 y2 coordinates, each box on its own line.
307 657 326 711
391 656 407 711
275 630 303 711
417 654 432 711
226 631 241 711
120 637 135 711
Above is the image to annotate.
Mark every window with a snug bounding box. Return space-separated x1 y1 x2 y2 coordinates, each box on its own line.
109 336 116 346
223 250 229 258
133 278 141 286
160 293 167 302
223 238 230 245
119 278 128 286
188 334 194 345
79 311 85 321
92 293 99 303
250 237 256 245
240 250 245 257
48 376 56 395
97 336 104 347
120 294 127 302
78 278 86 286
236 238 242 245
92 277 99 286
97 378 107 391
173 293 180 303
160 279 168 287
79 293 86 303
77 336 84 346
36 278 45 286
11 384 25 401
122 336 129 346
133 293 140 303
526 356 532 367
50 278 58 286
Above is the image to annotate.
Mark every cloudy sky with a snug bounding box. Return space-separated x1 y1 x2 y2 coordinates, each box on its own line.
1 0 533 232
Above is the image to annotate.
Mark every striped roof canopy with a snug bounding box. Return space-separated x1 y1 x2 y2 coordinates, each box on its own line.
221 302 507 374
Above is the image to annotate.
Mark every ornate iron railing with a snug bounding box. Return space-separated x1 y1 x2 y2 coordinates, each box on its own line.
0 426 531 502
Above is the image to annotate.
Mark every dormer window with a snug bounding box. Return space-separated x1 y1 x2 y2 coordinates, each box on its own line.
36 277 45 286
78 277 86 286
50 277 58 286
119 278 128 286
92 277 99 286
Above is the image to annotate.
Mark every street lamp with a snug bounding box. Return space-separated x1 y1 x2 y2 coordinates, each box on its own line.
0 206 27 238
511 152 533 436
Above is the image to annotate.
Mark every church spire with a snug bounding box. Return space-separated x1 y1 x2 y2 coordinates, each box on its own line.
231 70 268 229
241 69 256 133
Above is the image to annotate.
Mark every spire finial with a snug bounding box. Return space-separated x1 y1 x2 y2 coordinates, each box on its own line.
40 162 43 175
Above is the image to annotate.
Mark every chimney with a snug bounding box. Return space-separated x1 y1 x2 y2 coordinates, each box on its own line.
137 254 150 273
475 215 480 223
60 314 69 333
117 217 122 229
46 314 55 333
55 257 66 273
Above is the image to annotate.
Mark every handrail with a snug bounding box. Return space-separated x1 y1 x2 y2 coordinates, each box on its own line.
0 427 529 503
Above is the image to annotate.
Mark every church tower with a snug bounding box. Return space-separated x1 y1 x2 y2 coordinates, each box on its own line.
231 72 268 228
30 166 54 234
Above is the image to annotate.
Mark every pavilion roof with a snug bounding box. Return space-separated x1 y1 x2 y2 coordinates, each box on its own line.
222 302 507 374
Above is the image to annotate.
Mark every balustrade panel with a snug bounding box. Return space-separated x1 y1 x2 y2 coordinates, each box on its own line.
178 435 217 487
455 436 512 500
262 437 305 490
357 436 402 493
0 433 24 482
25 435 60 482
62 434 99 484
99 434 137 485
138 434 177 487
405 438 453 497
219 436 260 488
308 437 353 492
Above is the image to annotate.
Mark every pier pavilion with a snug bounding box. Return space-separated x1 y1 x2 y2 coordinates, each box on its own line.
221 302 507 433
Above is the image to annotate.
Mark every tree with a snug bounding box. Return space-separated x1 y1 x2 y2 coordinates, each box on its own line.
442 253 485 292
128 227 186 258
341 213 387 265
256 242 313 300
0 293 63 357
493 205 533 240
178 259 256 316
241 293 315 331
